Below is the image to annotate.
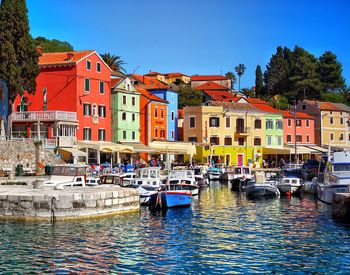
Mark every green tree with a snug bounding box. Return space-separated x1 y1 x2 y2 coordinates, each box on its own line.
101 53 126 74
34 36 73 52
225 71 236 89
255 65 263 97
0 0 40 137
178 84 203 109
340 86 350 105
318 51 345 92
241 87 255 98
235 64 246 92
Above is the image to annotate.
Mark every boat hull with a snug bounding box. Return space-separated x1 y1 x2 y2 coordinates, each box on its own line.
317 184 349 204
277 183 302 195
208 173 221 180
165 191 192 208
246 183 280 198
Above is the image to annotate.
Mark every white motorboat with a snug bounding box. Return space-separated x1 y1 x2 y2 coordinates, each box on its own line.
193 166 209 186
43 165 88 189
130 167 163 189
318 151 350 204
85 177 101 186
207 167 221 180
117 172 137 186
277 177 302 195
167 169 199 196
245 172 280 198
222 166 253 181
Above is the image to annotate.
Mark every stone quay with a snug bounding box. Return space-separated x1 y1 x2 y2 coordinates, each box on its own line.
0 184 140 221
332 193 350 221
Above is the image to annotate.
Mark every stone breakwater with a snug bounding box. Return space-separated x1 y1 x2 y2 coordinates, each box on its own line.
0 185 140 221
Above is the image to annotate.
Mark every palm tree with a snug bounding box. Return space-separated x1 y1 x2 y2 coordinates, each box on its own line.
234 64 246 92
225 71 236 90
101 53 126 74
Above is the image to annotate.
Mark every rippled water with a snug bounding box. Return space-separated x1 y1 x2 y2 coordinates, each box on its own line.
1 183 350 274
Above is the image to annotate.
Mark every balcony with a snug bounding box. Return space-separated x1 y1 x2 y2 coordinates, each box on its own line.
12 111 77 122
235 127 250 136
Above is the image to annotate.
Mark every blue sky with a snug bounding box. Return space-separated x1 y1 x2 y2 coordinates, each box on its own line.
27 0 350 88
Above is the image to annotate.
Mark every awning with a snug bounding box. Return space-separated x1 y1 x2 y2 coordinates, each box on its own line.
263 146 291 154
149 141 196 155
120 142 154 153
77 141 133 153
285 145 314 154
59 147 86 157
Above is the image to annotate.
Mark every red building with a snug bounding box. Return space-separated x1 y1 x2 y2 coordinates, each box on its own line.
13 50 112 144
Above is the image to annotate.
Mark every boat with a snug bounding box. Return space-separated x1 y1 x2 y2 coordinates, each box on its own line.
222 166 253 181
85 176 101 186
117 172 137 186
277 165 303 195
43 165 89 189
245 172 280 198
193 166 209 186
149 184 192 210
317 151 350 204
207 166 221 181
167 169 199 195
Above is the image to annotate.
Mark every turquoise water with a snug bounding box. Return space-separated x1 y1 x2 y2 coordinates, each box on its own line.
1 183 350 274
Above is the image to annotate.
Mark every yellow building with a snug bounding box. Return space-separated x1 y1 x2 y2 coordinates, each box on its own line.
296 100 350 148
163 73 190 84
183 102 266 166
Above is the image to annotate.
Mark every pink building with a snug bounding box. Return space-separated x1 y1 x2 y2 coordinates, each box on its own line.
281 111 315 145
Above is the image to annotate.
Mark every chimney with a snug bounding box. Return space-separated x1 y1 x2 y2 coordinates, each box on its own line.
37 46 43 56
66 52 74 60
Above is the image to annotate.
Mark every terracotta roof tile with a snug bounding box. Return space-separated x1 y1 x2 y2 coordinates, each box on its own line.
163 72 189 77
39 50 94 66
245 98 269 105
204 91 240 102
135 86 167 103
178 109 184 118
251 103 282 114
191 75 228 81
208 101 263 112
280 110 314 119
302 100 347 112
131 74 167 88
111 78 122 88
195 81 229 91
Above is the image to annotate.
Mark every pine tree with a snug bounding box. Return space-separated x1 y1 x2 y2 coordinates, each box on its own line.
0 0 39 137
255 65 263 97
318 51 345 92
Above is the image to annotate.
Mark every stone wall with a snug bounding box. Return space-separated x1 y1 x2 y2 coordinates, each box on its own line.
0 140 64 173
0 185 140 220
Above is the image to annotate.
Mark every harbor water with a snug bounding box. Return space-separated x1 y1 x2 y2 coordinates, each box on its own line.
1 182 350 274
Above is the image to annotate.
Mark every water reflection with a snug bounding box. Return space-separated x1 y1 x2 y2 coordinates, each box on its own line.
1 183 350 273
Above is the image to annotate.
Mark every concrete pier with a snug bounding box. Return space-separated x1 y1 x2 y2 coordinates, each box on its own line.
332 193 350 221
0 185 139 221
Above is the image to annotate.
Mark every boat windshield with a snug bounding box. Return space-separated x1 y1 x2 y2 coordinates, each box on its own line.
170 171 185 179
234 168 242 174
243 168 250 174
51 166 86 176
333 163 350 172
194 168 201 175
283 169 303 178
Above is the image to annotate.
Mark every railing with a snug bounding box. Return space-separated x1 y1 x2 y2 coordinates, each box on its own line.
12 111 77 122
235 127 250 134
11 137 57 148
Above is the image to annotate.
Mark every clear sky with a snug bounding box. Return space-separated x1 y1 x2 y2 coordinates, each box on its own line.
26 0 350 89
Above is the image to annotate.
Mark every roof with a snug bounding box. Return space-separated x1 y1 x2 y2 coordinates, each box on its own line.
332 103 350 112
135 86 168 103
204 91 240 102
302 100 348 112
191 75 228 81
245 98 269 105
251 103 282 114
144 72 162 76
39 50 95 66
280 110 314 119
208 101 263 112
163 72 189 77
178 109 184 118
110 78 122 88
195 81 229 91
131 74 167 89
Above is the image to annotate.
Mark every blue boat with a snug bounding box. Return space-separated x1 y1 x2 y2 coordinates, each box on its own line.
149 184 192 210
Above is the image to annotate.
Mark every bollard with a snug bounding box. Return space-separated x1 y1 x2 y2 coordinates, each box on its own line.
33 179 44 189
8 171 15 181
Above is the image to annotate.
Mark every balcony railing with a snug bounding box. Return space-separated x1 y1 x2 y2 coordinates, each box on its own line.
12 111 77 122
236 127 250 134
12 137 57 148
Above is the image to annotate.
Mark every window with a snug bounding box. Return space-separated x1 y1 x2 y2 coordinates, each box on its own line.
122 112 126 120
302 104 306 111
155 108 158 118
171 111 175 122
296 135 302 142
306 119 310 127
189 116 196 128
288 119 292 127
96 62 101 72
161 109 164 119
306 135 310 143
132 97 135 106
132 113 135 121
296 120 301 127
210 136 219 145
254 119 261 129
209 117 220 127
92 104 98 117
98 105 106 118
84 78 90 92
330 133 334 141
266 119 273 129
254 138 261 146
188 136 197 142
160 129 165 138
287 135 292 143
226 117 231 128
98 129 105 141
123 131 126 139
340 117 344 125
99 81 104 94
238 137 245 146
340 133 344 141
276 120 283 129
171 130 174 139
277 136 282 145
330 117 334 124
83 103 91 116
123 95 127 105
155 128 158 138
267 136 272 145
86 60 91 70
132 131 135 140
224 137 232 145
83 128 91 140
